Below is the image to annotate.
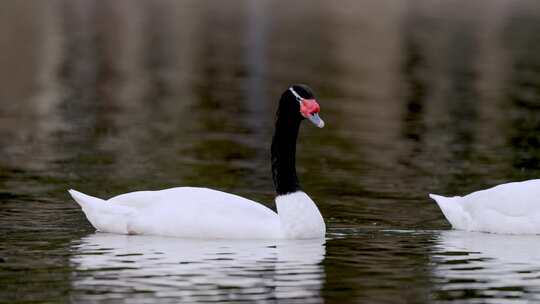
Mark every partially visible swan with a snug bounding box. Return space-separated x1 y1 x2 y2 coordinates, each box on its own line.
429 179 540 234
69 85 326 239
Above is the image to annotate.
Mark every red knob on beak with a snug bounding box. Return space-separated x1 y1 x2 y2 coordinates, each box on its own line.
300 99 320 117
300 99 324 128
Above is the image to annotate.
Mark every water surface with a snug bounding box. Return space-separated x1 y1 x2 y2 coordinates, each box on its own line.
2 0 540 303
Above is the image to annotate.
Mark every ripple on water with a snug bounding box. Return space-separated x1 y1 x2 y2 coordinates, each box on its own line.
432 231 540 302
69 233 326 303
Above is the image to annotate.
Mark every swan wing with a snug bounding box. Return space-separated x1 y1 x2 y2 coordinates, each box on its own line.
465 179 540 217
70 187 281 239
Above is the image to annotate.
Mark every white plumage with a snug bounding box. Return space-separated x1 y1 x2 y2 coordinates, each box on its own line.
69 188 325 239
69 85 327 240
429 179 540 234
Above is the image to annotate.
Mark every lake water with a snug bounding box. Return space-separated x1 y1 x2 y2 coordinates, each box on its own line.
2 0 540 303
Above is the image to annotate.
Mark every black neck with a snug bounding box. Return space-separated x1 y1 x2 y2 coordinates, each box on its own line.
271 95 303 195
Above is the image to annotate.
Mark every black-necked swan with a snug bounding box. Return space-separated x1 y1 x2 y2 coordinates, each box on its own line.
429 180 540 234
69 84 326 239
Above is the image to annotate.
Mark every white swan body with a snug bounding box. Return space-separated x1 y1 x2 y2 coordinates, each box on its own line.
429 179 540 234
69 85 328 240
69 187 325 239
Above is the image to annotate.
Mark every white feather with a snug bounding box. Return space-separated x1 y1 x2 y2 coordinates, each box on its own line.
276 192 326 239
69 187 325 239
429 179 540 234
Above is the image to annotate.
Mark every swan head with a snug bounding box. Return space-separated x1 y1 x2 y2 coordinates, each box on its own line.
272 84 325 195
287 84 325 128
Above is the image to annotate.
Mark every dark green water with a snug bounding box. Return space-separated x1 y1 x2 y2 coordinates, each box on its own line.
2 0 540 303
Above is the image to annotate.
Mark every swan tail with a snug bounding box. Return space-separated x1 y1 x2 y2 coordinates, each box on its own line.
429 194 468 230
68 189 135 234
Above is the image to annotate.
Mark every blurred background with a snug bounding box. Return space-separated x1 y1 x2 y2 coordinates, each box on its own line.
2 0 540 303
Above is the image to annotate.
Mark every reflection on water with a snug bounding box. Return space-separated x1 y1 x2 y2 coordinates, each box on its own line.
433 231 540 302
71 234 325 303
